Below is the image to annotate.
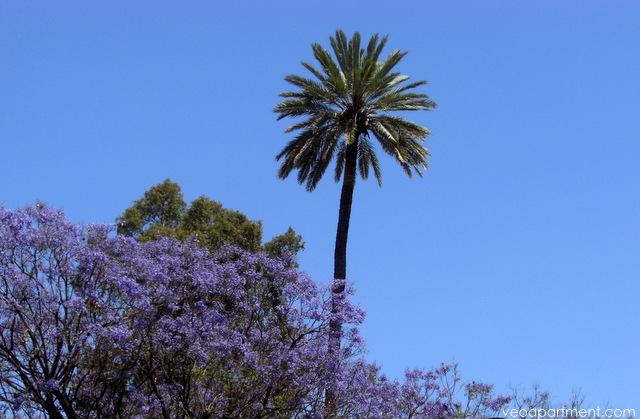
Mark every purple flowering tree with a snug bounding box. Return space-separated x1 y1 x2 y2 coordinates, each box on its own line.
0 203 100 418
0 203 518 418
0 204 363 417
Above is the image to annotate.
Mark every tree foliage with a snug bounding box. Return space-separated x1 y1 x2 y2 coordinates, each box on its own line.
0 203 520 418
274 29 436 192
116 179 302 257
116 178 186 240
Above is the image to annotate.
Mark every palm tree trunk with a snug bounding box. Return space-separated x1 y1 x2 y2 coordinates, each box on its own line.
325 139 358 415
333 140 358 283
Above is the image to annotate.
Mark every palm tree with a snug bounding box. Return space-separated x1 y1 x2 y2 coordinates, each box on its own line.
274 29 436 413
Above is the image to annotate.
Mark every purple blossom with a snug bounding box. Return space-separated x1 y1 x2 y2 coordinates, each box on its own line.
37 379 60 392
0 203 593 418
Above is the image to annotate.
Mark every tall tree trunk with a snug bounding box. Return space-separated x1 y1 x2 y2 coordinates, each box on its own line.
325 139 358 416
333 140 358 283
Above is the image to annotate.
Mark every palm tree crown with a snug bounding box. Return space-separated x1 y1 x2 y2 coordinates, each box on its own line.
275 30 436 191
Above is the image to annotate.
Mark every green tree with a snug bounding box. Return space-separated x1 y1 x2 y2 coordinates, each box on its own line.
263 226 305 267
116 178 186 241
117 179 302 256
274 30 435 412
180 195 263 253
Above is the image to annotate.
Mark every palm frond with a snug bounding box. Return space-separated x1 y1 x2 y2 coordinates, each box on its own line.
347 32 362 93
375 50 409 80
330 30 351 75
274 98 335 120
276 115 343 191
375 114 432 139
282 111 335 134
364 34 387 62
372 93 435 112
357 137 383 186
369 116 430 178
300 61 326 83
334 142 346 182
311 44 342 84
275 30 435 189
283 74 326 92
370 119 403 161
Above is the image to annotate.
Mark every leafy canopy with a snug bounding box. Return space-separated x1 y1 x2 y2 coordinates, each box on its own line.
275 30 436 191
116 179 303 258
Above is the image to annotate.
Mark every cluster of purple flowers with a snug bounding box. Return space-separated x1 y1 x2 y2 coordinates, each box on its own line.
0 203 512 418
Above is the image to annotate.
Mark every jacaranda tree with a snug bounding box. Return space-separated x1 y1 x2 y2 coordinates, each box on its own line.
274 30 436 412
1 203 518 418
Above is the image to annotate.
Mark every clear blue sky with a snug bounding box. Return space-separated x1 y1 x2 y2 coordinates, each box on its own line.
2 0 639 410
